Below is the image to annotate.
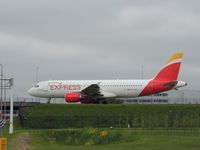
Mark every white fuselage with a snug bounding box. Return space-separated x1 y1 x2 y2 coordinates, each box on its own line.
28 79 151 99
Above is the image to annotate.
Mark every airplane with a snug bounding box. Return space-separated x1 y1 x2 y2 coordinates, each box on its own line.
28 53 187 104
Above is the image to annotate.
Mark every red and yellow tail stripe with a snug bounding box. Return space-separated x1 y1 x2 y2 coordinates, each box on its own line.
139 53 184 96
167 53 184 64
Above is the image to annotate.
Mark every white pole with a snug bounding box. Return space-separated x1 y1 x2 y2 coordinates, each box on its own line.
0 64 3 136
9 78 14 134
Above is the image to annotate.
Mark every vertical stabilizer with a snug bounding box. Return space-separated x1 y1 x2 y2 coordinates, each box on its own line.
154 53 184 81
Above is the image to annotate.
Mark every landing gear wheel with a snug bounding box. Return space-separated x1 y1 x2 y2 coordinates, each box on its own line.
47 98 51 104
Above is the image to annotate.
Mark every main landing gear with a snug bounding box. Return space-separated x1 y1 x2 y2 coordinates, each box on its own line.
47 98 51 104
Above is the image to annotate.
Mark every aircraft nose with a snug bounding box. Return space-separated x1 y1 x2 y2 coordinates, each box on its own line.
28 88 34 96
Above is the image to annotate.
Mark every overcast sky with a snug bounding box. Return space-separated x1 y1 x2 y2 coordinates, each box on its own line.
0 0 199 97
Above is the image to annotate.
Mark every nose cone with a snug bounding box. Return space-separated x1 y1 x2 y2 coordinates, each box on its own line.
28 88 35 96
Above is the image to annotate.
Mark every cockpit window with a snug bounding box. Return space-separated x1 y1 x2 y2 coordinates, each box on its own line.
34 85 39 88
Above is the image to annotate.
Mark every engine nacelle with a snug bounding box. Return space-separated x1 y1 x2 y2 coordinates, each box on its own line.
65 93 81 103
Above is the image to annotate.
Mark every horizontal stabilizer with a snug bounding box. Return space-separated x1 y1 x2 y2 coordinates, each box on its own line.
164 81 178 87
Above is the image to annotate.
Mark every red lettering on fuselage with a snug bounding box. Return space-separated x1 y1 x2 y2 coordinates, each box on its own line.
49 83 81 91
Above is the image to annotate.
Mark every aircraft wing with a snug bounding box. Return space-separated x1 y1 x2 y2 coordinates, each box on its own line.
81 84 104 99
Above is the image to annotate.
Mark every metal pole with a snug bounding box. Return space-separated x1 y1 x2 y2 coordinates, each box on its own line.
3 80 6 133
141 64 144 79
36 67 39 84
0 64 3 136
36 67 40 102
3 77 6 120
9 78 14 134
0 64 3 112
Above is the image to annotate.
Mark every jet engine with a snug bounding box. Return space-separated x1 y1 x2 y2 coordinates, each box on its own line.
65 93 81 103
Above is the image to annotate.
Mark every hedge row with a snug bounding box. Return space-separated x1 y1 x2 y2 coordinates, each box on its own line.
19 104 200 129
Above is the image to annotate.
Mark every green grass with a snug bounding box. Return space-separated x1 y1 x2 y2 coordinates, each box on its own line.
29 130 200 150
5 129 200 150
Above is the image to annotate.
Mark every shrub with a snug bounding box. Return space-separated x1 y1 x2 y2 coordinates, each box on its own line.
38 128 122 146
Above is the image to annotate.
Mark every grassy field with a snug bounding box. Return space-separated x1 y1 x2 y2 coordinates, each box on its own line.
5 129 200 150
11 104 200 149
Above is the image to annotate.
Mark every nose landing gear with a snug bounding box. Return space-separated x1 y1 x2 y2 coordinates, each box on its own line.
47 98 51 104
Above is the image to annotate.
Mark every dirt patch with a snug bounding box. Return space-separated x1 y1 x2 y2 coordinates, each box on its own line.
11 132 32 150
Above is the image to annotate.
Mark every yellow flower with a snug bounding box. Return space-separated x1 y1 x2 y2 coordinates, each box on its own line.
100 131 108 138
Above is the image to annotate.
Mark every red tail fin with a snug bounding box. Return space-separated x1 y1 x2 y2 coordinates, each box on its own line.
139 53 184 97
154 53 184 81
